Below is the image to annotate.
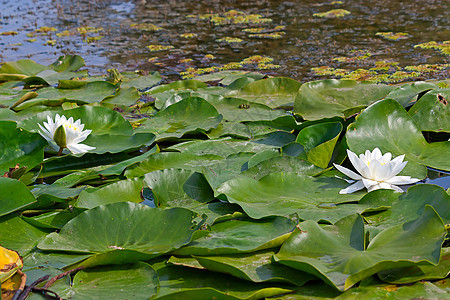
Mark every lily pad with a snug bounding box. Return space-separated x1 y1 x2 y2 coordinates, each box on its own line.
217 172 362 219
408 89 450 132
346 99 450 178
194 250 315 285
0 120 46 174
294 79 394 121
153 261 294 300
172 216 296 256
0 214 49 255
135 97 222 141
37 202 204 264
53 262 159 300
385 81 438 106
378 247 450 284
0 177 35 217
296 122 343 168
144 169 214 208
75 177 145 209
274 206 446 291
227 77 301 109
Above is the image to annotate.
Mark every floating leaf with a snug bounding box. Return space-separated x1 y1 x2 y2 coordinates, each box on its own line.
409 89 450 132
346 99 450 177
274 206 446 291
294 79 394 120
217 172 362 220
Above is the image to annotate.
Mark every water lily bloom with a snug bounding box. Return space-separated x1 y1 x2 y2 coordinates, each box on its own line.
334 148 420 194
38 114 95 154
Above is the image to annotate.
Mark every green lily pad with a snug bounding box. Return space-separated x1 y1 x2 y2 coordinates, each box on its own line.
23 208 84 229
0 214 49 255
53 262 159 300
194 250 315 285
145 79 207 95
294 79 394 121
242 156 322 180
135 97 222 141
227 77 301 109
168 137 275 157
23 250 92 270
144 169 214 208
125 152 223 178
19 105 133 135
0 120 46 174
13 81 117 110
206 96 286 122
217 172 362 219
385 81 438 106
172 216 296 256
0 59 49 77
378 247 450 284
120 71 161 89
0 177 36 217
296 122 343 168
274 206 446 291
346 99 450 178
152 261 294 299
365 184 450 235
75 177 145 209
102 86 140 107
207 122 252 139
408 89 450 132
37 202 204 263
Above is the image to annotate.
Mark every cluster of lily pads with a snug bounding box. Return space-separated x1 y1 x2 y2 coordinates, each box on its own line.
0 55 449 299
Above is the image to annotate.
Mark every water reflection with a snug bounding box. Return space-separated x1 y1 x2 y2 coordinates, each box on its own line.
0 0 448 82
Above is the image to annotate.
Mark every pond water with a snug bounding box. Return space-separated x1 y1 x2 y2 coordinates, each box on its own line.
0 0 449 82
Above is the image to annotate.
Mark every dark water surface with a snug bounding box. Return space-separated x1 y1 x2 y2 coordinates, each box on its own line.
0 0 448 82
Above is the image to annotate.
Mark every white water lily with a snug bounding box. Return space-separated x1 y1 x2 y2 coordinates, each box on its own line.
334 148 420 194
38 114 96 154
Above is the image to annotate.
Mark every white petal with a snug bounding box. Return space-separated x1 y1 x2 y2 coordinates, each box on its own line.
385 176 421 185
371 160 394 181
391 161 407 176
339 180 365 194
67 143 96 154
38 124 53 140
347 150 371 177
333 163 363 180
372 148 382 160
362 178 379 190
379 152 392 165
389 184 405 193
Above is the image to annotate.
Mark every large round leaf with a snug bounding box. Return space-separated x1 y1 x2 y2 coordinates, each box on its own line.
217 172 362 219
0 178 35 217
409 89 450 132
75 177 145 209
53 262 159 300
378 247 450 284
152 261 294 300
172 217 296 256
13 81 117 110
205 96 286 122
0 121 46 174
346 99 450 177
135 97 222 141
227 77 301 108
294 79 394 120
144 169 214 209
37 202 204 262
0 215 49 255
194 250 315 285
19 105 133 136
385 81 438 106
125 152 223 178
274 206 446 291
296 122 343 168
